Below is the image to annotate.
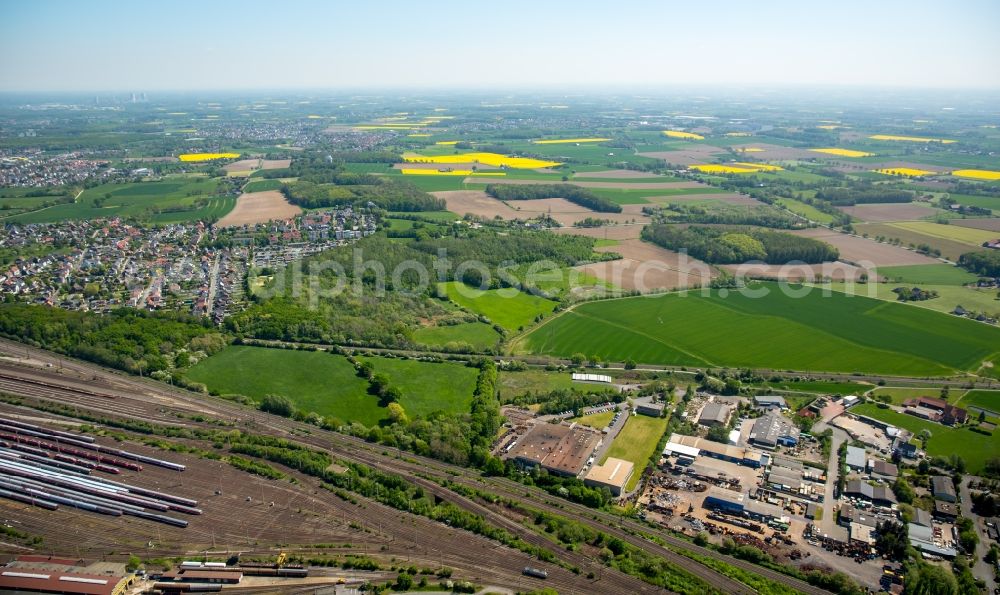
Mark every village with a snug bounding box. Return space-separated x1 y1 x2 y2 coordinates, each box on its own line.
0 207 377 322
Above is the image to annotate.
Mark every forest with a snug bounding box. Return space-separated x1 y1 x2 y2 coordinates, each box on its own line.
484 183 622 213
641 224 839 264
0 303 226 375
282 179 445 211
958 250 1000 277
648 202 800 228
815 187 914 206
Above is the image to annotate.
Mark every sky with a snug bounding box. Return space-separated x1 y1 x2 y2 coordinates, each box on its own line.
1 0 999 92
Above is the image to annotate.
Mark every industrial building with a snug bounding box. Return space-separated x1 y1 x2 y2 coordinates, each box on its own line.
702 487 787 523
844 479 897 507
753 395 787 410
838 504 878 529
584 457 634 496
703 486 747 514
748 413 800 449
870 460 899 482
908 523 957 558
571 372 612 384
697 402 732 427
0 556 130 595
635 401 666 417
160 569 243 584
845 446 867 472
931 475 957 503
508 423 602 477
663 433 768 468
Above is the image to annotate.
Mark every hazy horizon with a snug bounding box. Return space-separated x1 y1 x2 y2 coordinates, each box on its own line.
2 0 999 92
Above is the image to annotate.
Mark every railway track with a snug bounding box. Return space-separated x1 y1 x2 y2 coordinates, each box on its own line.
0 348 833 594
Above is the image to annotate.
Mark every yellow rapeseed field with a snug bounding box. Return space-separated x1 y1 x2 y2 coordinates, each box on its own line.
816 125 845 130
178 152 240 162
689 164 759 174
403 152 561 169
869 134 956 144
663 130 705 140
533 138 611 144
400 169 506 177
734 162 784 172
873 168 935 177
809 148 874 158
435 141 460 145
407 134 431 137
951 169 1000 181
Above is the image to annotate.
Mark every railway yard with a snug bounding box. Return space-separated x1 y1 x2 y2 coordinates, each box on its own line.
0 338 837 595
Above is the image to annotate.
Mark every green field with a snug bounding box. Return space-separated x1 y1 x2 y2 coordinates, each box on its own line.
4 176 234 224
876 264 979 286
823 281 1000 319
851 403 999 474
775 198 837 225
517 285 1000 375
869 386 941 405
955 390 1000 413
572 410 615 429
243 179 284 193
601 414 669 491
411 322 501 350
357 356 479 419
441 281 557 331
763 380 872 396
889 221 998 246
185 345 380 425
947 193 1000 212
185 346 478 425
497 369 612 401
389 210 459 221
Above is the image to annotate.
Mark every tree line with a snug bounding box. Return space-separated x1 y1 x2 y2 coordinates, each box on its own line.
641 224 839 264
958 250 1000 277
0 303 226 376
647 202 800 229
282 179 445 212
485 184 622 213
815 187 914 206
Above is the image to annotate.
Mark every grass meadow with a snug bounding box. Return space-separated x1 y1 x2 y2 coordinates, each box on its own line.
441 281 557 331
411 321 501 350
517 285 1000 375
186 345 478 425
6 176 234 224
601 414 669 491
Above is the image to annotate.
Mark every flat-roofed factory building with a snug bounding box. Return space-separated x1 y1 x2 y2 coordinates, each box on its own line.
584 457 634 496
508 422 602 477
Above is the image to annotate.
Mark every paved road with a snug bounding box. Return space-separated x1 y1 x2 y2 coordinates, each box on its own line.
813 419 849 542
960 475 996 592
